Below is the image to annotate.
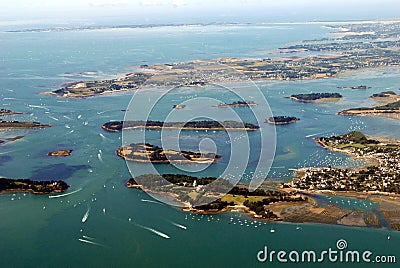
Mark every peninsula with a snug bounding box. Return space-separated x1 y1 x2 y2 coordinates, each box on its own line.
289 93 343 103
126 174 306 220
102 120 259 132
0 178 69 194
266 116 300 125
284 131 400 230
126 174 383 228
117 143 221 163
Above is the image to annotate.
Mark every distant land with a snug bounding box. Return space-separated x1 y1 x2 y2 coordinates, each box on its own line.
102 120 259 132
117 143 221 163
43 21 400 98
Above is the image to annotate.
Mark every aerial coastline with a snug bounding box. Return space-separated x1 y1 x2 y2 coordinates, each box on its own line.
43 21 400 99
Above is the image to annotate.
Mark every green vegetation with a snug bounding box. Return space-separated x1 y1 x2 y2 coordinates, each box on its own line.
319 131 379 146
102 120 259 132
217 100 256 107
118 143 221 163
290 93 343 102
266 116 300 125
372 91 397 98
0 178 69 194
0 121 51 129
127 174 307 217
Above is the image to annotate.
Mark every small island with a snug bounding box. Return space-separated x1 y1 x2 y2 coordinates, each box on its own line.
117 143 221 163
102 120 259 132
172 104 186 109
48 150 73 157
0 178 69 194
0 121 52 130
266 116 300 125
339 97 400 119
0 109 25 117
337 85 371 90
370 91 400 103
214 101 257 108
289 93 343 103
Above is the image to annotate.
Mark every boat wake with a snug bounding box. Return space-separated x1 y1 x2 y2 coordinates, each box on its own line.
47 115 59 121
48 188 82 199
28 104 49 111
170 221 187 230
141 199 165 205
136 224 170 239
78 237 106 247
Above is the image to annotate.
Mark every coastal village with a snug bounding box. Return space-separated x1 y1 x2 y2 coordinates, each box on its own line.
285 131 400 194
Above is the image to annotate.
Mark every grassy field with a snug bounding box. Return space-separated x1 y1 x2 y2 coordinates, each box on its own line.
221 194 266 205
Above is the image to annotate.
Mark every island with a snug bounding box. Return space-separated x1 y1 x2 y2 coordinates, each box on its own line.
0 121 52 130
337 85 371 90
0 178 69 194
370 91 400 103
0 109 25 117
102 120 259 132
172 104 186 109
289 93 343 103
266 116 300 125
48 150 73 157
43 21 400 98
117 143 221 163
214 101 257 108
339 93 400 119
283 131 400 230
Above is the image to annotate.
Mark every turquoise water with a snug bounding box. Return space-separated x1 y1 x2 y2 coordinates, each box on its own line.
1 24 400 267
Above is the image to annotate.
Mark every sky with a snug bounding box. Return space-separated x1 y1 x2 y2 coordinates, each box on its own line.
1 0 400 27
